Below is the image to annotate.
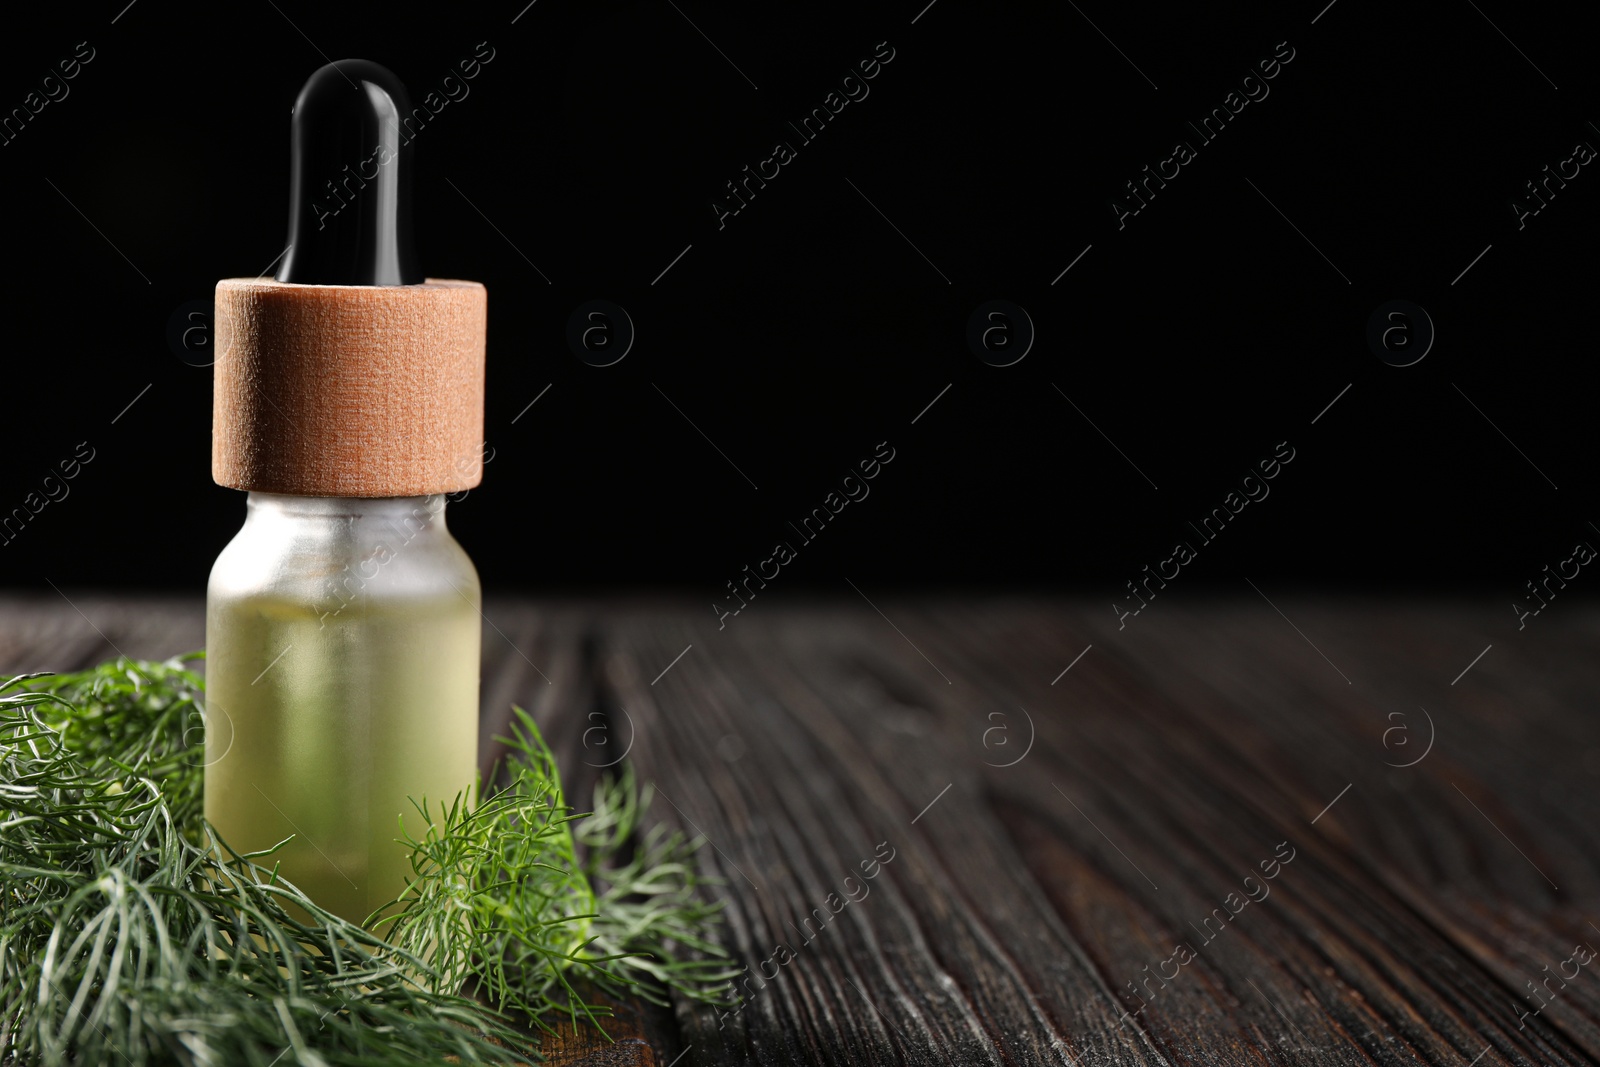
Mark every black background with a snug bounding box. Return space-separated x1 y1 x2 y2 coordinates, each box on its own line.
0 0 1594 603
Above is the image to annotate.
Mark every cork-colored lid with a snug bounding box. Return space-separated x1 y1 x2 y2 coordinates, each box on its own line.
212 278 486 498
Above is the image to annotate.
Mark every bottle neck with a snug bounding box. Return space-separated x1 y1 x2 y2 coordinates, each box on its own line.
244 492 449 529
240 491 455 569
223 493 469 621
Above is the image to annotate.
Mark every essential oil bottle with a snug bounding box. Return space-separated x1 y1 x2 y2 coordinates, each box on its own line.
204 59 488 924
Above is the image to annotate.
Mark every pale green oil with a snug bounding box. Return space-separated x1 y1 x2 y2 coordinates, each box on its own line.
204 592 479 924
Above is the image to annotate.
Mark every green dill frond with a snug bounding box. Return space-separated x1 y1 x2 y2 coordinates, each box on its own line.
380 706 738 1032
577 766 741 1006
2 655 734 1065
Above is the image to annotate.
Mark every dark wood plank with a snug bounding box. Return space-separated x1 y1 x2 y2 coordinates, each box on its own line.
601 599 1600 1066
1033 599 1600 1066
0 593 203 672
4 595 1597 1066
604 606 1154 1066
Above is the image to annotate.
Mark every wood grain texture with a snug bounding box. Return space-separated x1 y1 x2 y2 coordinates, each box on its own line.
212 277 487 497
3 595 1595 1066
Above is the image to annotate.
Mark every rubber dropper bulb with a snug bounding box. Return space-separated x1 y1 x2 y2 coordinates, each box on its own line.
276 59 422 285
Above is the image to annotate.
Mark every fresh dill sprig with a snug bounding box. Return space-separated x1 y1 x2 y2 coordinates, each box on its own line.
576 763 742 1005
383 708 739 1034
1 655 734 1065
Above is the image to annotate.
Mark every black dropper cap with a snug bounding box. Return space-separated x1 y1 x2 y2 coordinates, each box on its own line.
276 59 422 285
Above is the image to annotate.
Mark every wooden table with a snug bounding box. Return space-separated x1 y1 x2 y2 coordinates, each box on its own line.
3 595 1595 1066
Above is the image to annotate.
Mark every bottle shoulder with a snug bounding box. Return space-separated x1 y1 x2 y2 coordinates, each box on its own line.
209 495 479 607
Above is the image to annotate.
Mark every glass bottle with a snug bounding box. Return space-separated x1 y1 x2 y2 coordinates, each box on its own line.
204 492 480 923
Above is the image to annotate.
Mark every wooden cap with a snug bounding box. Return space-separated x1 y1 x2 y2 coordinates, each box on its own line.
212 278 486 497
